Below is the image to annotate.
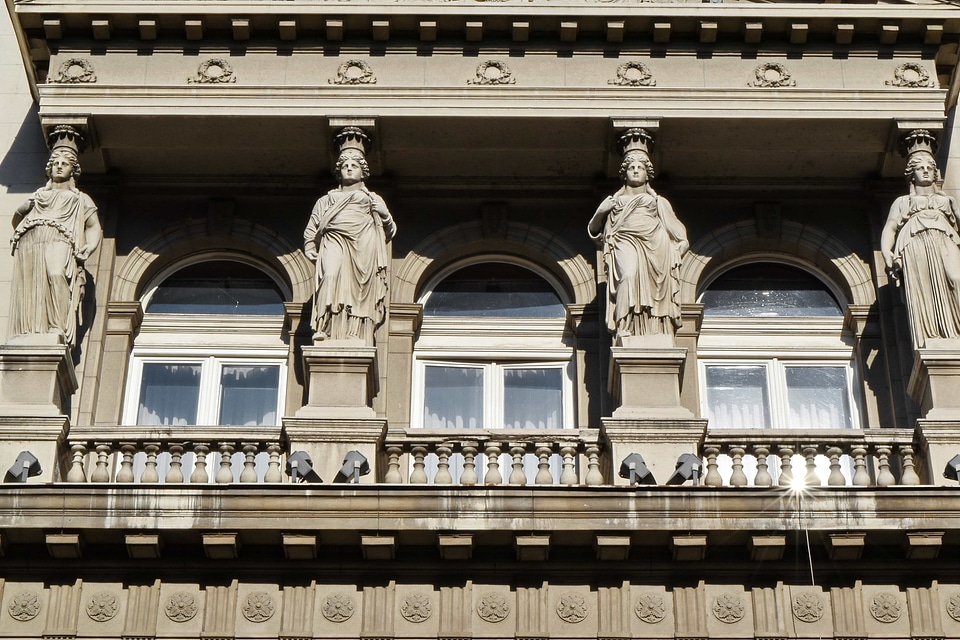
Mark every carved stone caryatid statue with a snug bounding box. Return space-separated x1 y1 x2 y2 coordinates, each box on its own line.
303 127 396 345
881 130 960 350
588 128 689 344
8 125 102 348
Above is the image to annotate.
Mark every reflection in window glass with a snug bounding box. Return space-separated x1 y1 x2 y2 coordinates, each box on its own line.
218 365 281 426
503 368 562 429
785 366 852 429
701 264 841 317
137 363 201 426
146 261 285 315
424 263 565 318
704 365 770 429
423 366 484 428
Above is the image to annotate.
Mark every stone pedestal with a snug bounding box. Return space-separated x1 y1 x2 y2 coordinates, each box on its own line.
916 420 960 486
297 342 379 419
609 341 694 419
907 347 960 420
602 419 708 486
282 418 386 485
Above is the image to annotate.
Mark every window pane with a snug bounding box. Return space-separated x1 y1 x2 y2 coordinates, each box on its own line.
137 364 201 426
146 261 285 315
701 263 841 317
423 366 484 428
218 365 281 426
704 365 770 429
424 263 565 318
503 368 563 429
785 366 852 429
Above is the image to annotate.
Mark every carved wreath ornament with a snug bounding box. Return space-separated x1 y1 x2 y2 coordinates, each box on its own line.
51 58 97 84
713 593 745 624
401 593 432 622
477 592 510 622
557 593 588 623
8 591 41 621
468 60 516 85
322 593 356 622
870 593 901 623
164 592 198 622
242 592 275 622
792 593 824 623
86 592 120 622
886 62 936 88
609 61 656 87
189 58 236 84
635 594 666 623
329 60 377 85
748 62 796 88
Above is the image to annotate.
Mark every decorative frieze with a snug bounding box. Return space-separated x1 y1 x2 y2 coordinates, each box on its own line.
870 592 901 623
400 594 431 623
242 592 275 623
8 591 41 621
556 593 588 623
608 61 656 87
635 593 666 624
886 62 936 88
322 593 356 622
793 593 824 623
477 592 509 623
329 60 377 85
468 60 516 85
165 592 198 622
86 591 120 622
748 62 796 88
712 593 745 624
189 59 236 84
50 58 97 83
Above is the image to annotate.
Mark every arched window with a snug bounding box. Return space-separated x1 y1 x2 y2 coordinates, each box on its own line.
122 258 289 427
697 262 860 431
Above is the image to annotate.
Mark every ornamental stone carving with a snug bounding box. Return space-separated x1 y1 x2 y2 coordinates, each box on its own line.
635 594 666 623
870 593 901 623
86 591 119 622
608 61 656 87
886 62 936 88
713 593 745 624
468 60 516 85
242 592 275 622
164 592 198 622
401 593 432 622
50 58 96 84
477 592 510 622
792 593 824 623
557 593 588 623
189 58 236 84
322 593 356 622
947 593 960 622
748 62 796 87
8 591 41 621
329 60 377 85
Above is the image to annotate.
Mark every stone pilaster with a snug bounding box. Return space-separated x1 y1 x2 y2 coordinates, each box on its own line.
907 347 960 420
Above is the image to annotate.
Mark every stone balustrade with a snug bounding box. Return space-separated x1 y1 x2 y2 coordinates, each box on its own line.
381 428 605 486
700 428 921 488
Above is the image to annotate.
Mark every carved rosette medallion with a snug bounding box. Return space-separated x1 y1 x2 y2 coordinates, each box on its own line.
947 593 960 622
870 593 901 623
164 592 198 622
557 593 588 623
189 59 237 84
329 60 377 85
609 61 656 87
50 58 97 84
242 592 275 622
8 591 41 621
468 61 516 85
748 62 796 88
401 594 432 623
322 593 356 622
792 593 824 623
86 592 119 622
886 62 936 88
713 594 745 624
635 594 666 623
477 592 510 622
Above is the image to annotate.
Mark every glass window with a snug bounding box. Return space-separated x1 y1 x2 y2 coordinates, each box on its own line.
423 365 484 429
701 263 841 317
703 365 770 429
218 365 282 426
423 262 565 318
137 363 201 426
503 367 563 429
784 366 853 429
145 261 285 315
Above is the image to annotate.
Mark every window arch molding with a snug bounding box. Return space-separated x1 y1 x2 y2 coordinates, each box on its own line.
393 220 596 307
679 219 875 309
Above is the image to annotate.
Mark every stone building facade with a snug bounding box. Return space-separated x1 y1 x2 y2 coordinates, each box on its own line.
2 2 960 640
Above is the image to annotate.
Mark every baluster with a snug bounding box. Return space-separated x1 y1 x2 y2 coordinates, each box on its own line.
435 445 453 485
264 443 283 483
559 445 578 486
167 444 185 483
240 444 258 483
803 445 819 487
703 446 722 487
584 445 603 486
851 446 870 486
826 446 845 486
461 445 479 486
899 445 920 485
535 445 553 485
191 445 210 483
875 446 895 487
777 446 795 487
67 444 87 483
484 443 503 485
410 446 428 484
384 446 403 484
116 444 137 483
753 445 772 487
509 444 527 486
216 443 235 484
141 443 161 483
90 444 112 483
729 446 748 487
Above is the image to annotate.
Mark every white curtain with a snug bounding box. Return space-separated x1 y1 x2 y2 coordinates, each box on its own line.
137 363 201 426
423 366 483 428
218 365 280 426
502 368 562 429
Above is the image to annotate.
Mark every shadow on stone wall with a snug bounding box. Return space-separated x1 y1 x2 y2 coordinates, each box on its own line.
0 104 46 194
